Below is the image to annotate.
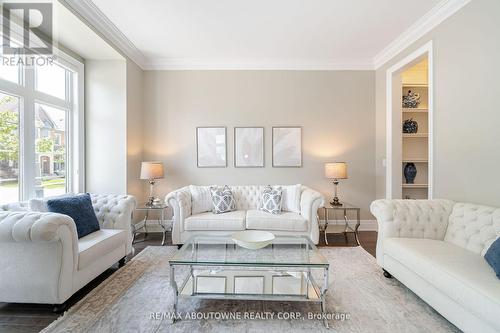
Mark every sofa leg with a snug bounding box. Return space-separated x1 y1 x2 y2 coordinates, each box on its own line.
53 302 67 313
383 269 392 278
118 257 126 268
177 244 183 249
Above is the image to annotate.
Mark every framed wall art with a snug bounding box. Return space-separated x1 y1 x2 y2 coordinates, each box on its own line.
234 127 264 167
272 126 302 167
196 127 227 167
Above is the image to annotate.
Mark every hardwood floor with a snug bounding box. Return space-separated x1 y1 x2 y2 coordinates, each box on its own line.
0 231 377 333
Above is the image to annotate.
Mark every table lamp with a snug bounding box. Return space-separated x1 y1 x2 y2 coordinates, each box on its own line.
140 161 164 206
324 162 348 206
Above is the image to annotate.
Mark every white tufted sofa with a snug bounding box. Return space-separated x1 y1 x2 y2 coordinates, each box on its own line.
371 199 500 333
0 194 135 307
166 185 324 244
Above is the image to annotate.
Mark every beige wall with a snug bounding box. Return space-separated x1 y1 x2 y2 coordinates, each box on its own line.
126 60 145 206
375 0 500 206
85 58 145 220
85 60 127 194
143 70 375 218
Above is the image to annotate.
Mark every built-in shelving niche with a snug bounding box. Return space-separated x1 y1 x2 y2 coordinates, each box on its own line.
401 58 430 200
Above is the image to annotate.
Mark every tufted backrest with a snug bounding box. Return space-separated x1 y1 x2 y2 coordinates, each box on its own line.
90 194 136 229
371 199 455 240
229 185 268 210
0 202 29 212
444 203 500 255
0 211 77 243
185 185 306 212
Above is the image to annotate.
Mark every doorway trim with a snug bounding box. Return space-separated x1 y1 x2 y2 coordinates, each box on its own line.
385 40 433 199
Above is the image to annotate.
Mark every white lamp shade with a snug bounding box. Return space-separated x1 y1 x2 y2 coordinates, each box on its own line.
325 162 348 179
140 162 164 180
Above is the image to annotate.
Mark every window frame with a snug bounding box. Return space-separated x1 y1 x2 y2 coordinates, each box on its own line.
0 48 84 202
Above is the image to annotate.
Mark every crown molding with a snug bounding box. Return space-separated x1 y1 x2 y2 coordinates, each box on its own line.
59 0 147 68
373 0 471 69
143 58 375 71
60 0 470 71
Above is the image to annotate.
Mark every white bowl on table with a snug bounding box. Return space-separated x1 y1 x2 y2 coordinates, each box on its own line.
231 230 275 250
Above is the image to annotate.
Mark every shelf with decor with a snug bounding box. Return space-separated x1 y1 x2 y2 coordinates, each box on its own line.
403 84 428 88
401 57 430 200
403 158 428 163
402 108 428 113
402 184 428 188
403 133 428 138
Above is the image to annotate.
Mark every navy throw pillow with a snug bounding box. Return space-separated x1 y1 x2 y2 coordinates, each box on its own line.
485 237 500 279
47 193 100 239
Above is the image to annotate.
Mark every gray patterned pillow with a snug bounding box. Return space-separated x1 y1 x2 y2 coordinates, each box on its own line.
259 186 283 215
210 186 236 214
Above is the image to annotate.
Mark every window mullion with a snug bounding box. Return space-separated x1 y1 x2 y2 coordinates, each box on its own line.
33 91 71 109
65 70 72 194
21 67 36 201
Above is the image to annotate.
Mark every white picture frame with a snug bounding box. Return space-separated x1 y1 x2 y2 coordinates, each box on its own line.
234 127 264 167
272 126 302 167
196 127 227 168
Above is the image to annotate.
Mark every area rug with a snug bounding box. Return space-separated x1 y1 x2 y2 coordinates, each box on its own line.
41 246 459 333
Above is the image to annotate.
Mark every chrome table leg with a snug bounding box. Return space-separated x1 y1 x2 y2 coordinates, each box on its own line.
160 209 167 246
170 264 178 322
321 266 329 328
343 208 349 244
324 208 329 245
354 208 361 246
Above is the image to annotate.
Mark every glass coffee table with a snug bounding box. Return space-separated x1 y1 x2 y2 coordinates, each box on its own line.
169 235 330 327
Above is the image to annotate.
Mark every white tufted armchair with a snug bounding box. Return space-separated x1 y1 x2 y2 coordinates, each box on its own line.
0 193 136 310
166 185 324 245
370 199 500 333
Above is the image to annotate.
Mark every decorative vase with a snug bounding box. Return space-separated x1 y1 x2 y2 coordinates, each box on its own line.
402 90 421 108
404 163 417 184
403 118 418 133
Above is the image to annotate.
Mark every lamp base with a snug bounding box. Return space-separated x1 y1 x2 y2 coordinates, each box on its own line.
146 196 155 207
330 197 343 207
146 179 155 207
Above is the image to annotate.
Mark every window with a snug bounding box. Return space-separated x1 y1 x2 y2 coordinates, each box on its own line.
35 103 67 197
36 63 66 100
0 56 20 84
0 93 20 204
0 55 83 204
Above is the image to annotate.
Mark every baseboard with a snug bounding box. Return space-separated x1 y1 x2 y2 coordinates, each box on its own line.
136 219 378 233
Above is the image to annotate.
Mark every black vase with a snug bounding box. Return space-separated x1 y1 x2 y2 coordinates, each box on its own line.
403 118 418 133
404 163 417 184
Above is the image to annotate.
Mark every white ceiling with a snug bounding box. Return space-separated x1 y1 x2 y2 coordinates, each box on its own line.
88 0 463 69
54 2 122 60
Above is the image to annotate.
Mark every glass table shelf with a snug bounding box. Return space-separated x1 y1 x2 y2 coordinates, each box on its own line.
170 235 328 267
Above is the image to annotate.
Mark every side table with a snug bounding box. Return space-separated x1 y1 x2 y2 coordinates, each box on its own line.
133 204 170 246
323 203 361 246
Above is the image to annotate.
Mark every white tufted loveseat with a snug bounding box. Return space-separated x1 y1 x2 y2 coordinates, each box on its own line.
0 193 136 308
166 185 324 245
370 199 500 333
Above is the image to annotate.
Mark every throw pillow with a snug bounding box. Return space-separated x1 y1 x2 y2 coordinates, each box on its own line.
189 185 213 215
29 193 74 212
484 237 500 279
210 186 236 214
47 193 100 239
276 184 301 213
260 186 283 215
